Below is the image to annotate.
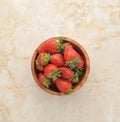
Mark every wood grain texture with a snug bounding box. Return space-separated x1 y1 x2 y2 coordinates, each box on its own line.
31 37 90 96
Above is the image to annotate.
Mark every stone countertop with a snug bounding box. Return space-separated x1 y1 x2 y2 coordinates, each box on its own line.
0 0 120 122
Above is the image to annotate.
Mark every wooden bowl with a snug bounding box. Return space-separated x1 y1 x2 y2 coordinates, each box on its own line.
31 37 90 96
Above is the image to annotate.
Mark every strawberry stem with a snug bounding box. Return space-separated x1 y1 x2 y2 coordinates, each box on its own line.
48 69 61 81
43 78 51 88
55 39 63 53
66 57 81 69
57 37 64 43
56 37 70 53
72 68 85 83
42 53 51 65
66 89 73 95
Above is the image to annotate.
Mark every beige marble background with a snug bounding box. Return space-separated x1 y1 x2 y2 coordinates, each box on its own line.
0 0 120 122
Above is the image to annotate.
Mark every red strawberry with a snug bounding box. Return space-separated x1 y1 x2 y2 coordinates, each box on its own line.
60 43 73 53
35 60 44 71
38 73 51 88
50 53 65 67
44 64 61 80
64 44 73 49
55 78 72 93
38 38 62 54
64 45 84 69
76 56 84 69
37 53 51 66
64 45 77 61
59 67 74 79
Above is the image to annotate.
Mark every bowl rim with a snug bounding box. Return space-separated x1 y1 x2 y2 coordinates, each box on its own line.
31 37 90 96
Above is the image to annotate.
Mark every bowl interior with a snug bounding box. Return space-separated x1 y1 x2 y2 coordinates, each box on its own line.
31 37 90 95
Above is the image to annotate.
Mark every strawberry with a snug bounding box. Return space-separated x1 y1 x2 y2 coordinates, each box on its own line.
60 43 73 53
64 44 73 49
37 53 51 66
55 78 72 93
35 60 44 71
59 67 74 79
76 56 84 69
44 64 61 80
50 53 65 67
64 44 77 61
64 45 84 69
38 38 63 54
38 73 51 88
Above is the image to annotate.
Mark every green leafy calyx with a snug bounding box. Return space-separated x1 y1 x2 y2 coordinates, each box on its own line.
43 78 51 88
66 89 73 95
56 38 70 53
48 69 61 81
55 39 63 53
42 53 51 65
66 57 81 69
72 68 84 83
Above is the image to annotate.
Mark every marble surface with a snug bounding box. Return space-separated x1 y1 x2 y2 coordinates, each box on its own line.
0 0 120 122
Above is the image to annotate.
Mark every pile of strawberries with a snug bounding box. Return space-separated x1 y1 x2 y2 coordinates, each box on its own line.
35 38 85 94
